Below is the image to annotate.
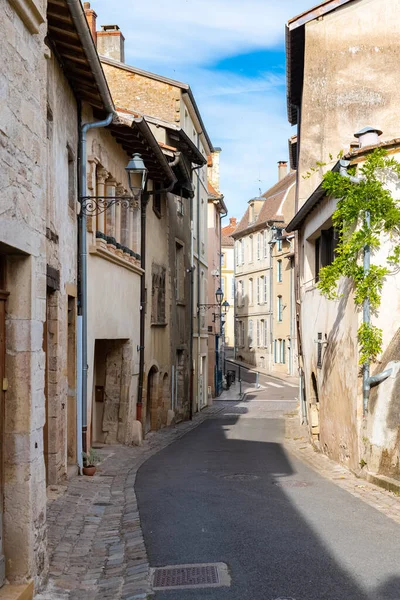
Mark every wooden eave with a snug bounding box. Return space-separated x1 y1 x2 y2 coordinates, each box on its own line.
47 0 107 112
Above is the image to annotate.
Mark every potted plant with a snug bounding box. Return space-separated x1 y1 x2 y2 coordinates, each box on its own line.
82 448 100 476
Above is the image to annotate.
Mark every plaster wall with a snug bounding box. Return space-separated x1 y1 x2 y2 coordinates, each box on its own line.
298 0 400 207
1 0 48 586
85 123 142 447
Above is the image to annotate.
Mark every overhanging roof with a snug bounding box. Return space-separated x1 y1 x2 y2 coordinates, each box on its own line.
47 0 113 113
111 113 176 185
286 0 356 125
285 161 340 232
145 115 207 166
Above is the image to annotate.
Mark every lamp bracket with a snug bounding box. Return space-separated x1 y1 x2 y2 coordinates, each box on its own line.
79 195 140 215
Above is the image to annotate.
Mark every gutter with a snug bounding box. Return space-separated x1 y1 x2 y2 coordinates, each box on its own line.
66 0 114 113
339 159 392 414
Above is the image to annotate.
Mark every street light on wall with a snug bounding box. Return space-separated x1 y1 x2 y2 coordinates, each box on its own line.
125 152 148 196
80 152 148 215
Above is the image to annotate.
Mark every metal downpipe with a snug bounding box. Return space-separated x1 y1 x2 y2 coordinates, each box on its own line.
79 112 113 457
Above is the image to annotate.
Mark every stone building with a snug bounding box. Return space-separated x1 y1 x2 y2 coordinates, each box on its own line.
207 150 227 398
232 164 296 373
221 218 237 349
286 0 400 473
84 6 214 419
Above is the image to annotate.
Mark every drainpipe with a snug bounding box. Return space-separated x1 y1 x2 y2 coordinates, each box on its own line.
136 154 180 422
339 158 392 414
79 112 114 459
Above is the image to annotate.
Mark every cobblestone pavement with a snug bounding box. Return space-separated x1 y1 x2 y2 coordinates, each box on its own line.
35 405 224 600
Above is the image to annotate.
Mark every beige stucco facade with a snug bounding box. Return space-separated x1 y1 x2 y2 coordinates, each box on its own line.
293 0 400 208
221 225 236 348
287 0 400 474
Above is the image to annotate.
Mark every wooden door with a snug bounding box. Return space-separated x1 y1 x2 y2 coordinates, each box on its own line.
0 293 8 588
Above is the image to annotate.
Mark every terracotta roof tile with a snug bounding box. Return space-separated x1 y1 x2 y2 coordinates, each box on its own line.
222 219 237 247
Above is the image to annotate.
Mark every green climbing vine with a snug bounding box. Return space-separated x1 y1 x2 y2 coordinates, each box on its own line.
316 148 400 365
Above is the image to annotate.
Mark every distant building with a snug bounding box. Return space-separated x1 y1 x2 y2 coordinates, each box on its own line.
221 218 238 349
232 163 296 374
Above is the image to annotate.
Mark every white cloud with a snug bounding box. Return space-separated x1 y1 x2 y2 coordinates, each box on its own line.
90 0 313 217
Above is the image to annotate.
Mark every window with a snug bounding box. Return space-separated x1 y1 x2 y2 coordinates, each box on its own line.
175 242 185 302
238 239 244 265
176 194 184 216
249 278 253 305
315 227 338 282
67 145 75 210
263 230 268 258
263 320 268 348
280 339 286 364
274 339 277 363
277 260 282 283
257 233 261 260
257 278 260 304
237 280 244 307
277 295 283 322
231 277 235 300
263 276 268 304
153 182 162 217
277 239 282 252
238 321 245 347
221 277 225 297
248 320 254 347
221 253 226 267
249 236 253 263
257 320 260 347
151 264 166 324
249 203 254 223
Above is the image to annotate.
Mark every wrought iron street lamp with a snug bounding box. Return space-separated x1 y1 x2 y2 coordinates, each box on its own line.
80 152 148 215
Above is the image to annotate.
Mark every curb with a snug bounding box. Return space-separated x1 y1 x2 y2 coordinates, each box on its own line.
365 471 400 495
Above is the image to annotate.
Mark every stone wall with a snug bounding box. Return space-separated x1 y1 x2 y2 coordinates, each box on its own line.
1 0 48 586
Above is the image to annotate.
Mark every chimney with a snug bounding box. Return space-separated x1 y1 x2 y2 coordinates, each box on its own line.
97 24 125 62
229 217 237 227
208 148 222 193
354 126 382 149
278 161 288 181
84 2 97 44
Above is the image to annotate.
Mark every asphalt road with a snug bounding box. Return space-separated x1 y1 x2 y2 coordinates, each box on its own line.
136 385 400 600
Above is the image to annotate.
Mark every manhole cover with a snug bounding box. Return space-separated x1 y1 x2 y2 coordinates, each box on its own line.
218 473 260 481
151 562 230 590
274 480 311 488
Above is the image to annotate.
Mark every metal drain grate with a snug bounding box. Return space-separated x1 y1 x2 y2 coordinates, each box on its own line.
151 562 230 590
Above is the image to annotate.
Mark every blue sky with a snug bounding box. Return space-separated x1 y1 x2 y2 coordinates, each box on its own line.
91 0 314 219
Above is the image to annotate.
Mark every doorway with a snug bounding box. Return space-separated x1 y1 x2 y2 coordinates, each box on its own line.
146 366 159 434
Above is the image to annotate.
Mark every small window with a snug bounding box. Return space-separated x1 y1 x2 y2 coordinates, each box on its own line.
257 320 260 347
277 260 282 283
153 182 162 217
263 320 268 348
67 145 75 210
281 339 286 364
249 278 253 305
257 233 261 260
263 276 268 303
175 242 185 302
249 236 253 263
263 230 268 257
257 278 260 304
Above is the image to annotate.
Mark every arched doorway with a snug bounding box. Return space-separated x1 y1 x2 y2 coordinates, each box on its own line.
146 366 159 434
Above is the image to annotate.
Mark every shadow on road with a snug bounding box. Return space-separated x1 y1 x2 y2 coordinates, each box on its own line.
136 408 400 600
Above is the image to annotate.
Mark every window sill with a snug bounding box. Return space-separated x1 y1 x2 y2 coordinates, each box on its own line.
89 239 143 275
176 300 186 306
151 322 168 327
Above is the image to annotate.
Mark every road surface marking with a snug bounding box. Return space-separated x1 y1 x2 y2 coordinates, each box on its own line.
266 382 283 388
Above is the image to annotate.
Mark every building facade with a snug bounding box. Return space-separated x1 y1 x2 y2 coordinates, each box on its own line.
286 0 400 473
84 6 213 421
207 150 227 398
221 218 237 349
232 164 296 373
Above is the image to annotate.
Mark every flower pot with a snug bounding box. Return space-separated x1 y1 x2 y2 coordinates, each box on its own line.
82 465 96 476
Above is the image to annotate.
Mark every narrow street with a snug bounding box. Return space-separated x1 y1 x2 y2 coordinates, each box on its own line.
136 378 400 600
